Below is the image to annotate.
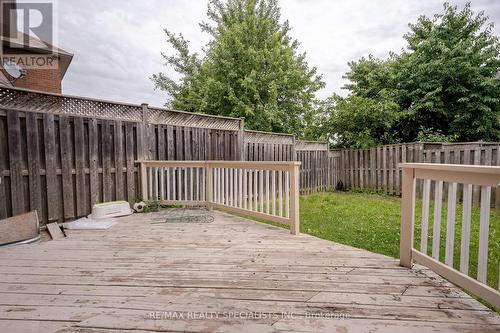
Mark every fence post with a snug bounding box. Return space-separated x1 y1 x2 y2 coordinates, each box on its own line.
289 163 300 235
138 103 149 160
400 165 416 268
237 118 245 161
206 163 213 210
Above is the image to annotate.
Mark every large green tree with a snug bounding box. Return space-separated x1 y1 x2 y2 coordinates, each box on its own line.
327 2 500 147
152 0 324 136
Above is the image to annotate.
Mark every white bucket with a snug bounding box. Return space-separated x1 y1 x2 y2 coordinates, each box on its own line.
89 201 133 219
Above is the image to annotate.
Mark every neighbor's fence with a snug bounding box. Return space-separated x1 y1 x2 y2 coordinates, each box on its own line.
332 143 500 207
400 163 500 308
137 160 301 234
243 131 332 194
244 130 295 161
296 141 329 194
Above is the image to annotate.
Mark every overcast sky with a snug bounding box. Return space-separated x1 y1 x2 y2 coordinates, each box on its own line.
48 0 500 107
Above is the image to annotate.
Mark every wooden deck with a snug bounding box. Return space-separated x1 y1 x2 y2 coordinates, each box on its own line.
0 210 498 333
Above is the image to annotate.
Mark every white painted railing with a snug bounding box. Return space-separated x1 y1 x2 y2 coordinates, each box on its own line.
137 161 301 234
400 163 500 308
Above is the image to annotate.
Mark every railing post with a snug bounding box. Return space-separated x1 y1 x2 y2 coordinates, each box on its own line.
400 166 416 268
206 163 213 210
289 163 300 235
140 162 148 201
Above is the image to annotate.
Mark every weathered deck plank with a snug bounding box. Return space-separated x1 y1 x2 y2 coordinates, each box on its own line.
0 210 498 332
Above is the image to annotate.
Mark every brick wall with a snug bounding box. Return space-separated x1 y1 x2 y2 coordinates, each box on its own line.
12 58 62 93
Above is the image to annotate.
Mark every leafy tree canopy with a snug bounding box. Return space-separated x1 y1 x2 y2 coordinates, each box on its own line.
322 2 500 148
152 0 324 136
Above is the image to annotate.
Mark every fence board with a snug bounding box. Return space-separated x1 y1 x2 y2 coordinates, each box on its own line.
25 112 41 219
43 113 58 222
59 116 74 219
114 120 124 201
125 122 135 204
7 110 23 215
74 117 85 217
88 118 99 207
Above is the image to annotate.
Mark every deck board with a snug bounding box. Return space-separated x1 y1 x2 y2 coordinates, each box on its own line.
0 210 498 332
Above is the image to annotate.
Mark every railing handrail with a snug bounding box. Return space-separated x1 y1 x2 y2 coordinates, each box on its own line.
400 163 500 175
399 162 500 308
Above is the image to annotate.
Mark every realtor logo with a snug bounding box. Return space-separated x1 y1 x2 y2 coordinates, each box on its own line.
1 0 54 50
0 0 59 71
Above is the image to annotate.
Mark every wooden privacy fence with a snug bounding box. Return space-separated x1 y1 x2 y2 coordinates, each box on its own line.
244 130 295 161
295 141 329 194
0 87 245 224
138 160 301 234
400 163 500 308
332 143 500 207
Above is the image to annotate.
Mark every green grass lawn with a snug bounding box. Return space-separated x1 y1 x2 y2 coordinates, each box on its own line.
299 191 500 293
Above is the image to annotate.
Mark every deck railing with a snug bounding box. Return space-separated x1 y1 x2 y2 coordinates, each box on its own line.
137 161 301 234
400 163 500 308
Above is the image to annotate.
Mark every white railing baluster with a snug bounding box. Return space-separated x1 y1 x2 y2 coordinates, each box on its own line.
222 168 225 204
195 167 199 201
166 167 170 201
233 169 237 207
229 167 233 206
420 179 431 253
238 169 245 208
278 170 283 217
460 184 472 274
285 171 290 218
225 167 229 205
272 170 276 215
432 180 443 260
172 167 177 200
202 167 206 202
259 170 264 212
266 169 270 214
243 169 248 210
477 186 491 284
213 168 217 203
190 167 194 201
445 182 457 266
253 169 258 211
248 170 253 211
177 166 182 200
183 167 188 201
217 168 222 204
159 167 164 200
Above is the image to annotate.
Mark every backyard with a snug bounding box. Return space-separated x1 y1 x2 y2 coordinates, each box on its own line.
298 191 500 295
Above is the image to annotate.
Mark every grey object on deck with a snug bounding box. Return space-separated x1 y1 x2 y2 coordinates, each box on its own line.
150 208 215 224
0 211 39 247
